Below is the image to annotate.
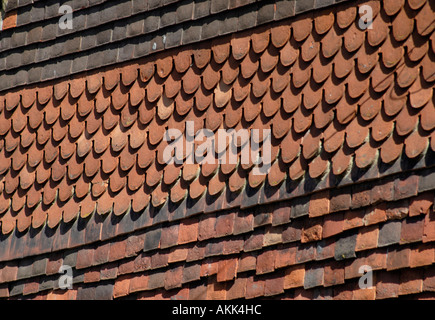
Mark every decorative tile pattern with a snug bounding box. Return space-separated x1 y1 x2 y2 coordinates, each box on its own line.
0 0 434 300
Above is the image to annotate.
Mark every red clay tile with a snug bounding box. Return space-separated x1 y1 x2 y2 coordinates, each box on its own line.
2 10 17 30
324 261 345 287
280 40 298 68
251 27 270 54
194 47 211 69
392 6 414 42
231 34 250 61
387 247 411 271
399 269 423 296
381 36 403 69
376 272 400 299
217 258 238 282
271 24 291 48
405 129 428 159
410 243 435 268
415 1 435 36
355 225 379 252
283 264 305 289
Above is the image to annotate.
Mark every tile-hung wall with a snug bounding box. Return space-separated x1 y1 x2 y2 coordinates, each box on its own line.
0 0 353 91
0 0 434 300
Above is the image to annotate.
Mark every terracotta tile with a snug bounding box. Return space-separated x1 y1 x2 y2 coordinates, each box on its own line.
291 13 312 41
363 206 387 226
376 271 400 299
2 10 17 30
380 132 404 164
355 225 379 252
113 275 131 299
399 268 423 296
387 247 411 271
323 212 344 238
217 258 238 282
415 1 435 36
401 216 425 244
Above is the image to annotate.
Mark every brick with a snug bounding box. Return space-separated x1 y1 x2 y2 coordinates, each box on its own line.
109 239 127 262
113 275 131 298
334 233 357 261
272 204 291 226
324 261 345 287
207 279 227 300
309 190 330 217
363 205 387 226
343 209 365 230
399 269 423 295
387 247 410 271
182 263 201 284
238 253 257 273
217 258 238 282
76 247 94 270
322 212 344 238
160 224 179 248
164 266 183 290
409 192 433 217
274 245 297 269
301 224 323 243
233 210 254 235
410 244 435 268
284 265 305 289
394 175 419 200
245 276 264 299
423 212 435 243
198 213 216 240
227 276 247 300
376 272 400 299
178 218 199 244
215 211 235 237
371 179 394 203
400 216 424 244
378 221 402 247
256 250 275 275
304 265 324 289
282 219 303 243
243 230 264 252
330 189 351 212
355 225 379 251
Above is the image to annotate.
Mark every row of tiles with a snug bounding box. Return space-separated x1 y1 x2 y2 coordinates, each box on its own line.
0 190 434 299
0 179 434 285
